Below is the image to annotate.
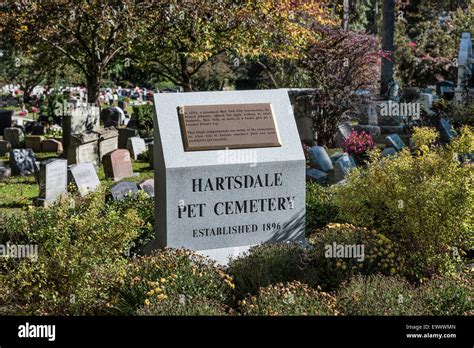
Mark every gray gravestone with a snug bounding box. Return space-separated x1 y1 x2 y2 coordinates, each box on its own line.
110 181 139 200
385 134 406 151
439 118 455 142
0 140 11 156
0 166 11 181
334 154 356 182
67 132 99 166
305 168 328 184
335 123 353 148
4 127 24 148
382 147 397 157
98 127 119 161
307 146 333 172
9 148 37 176
0 110 13 136
127 136 147 160
68 162 101 196
139 178 155 197
62 105 100 156
118 127 139 149
37 159 68 204
148 89 305 264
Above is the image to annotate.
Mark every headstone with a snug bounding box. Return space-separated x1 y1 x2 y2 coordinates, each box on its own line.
126 136 147 160
305 168 328 184
97 127 119 161
103 149 134 181
385 134 406 151
307 146 333 172
139 179 155 197
41 139 63 153
110 181 139 200
0 166 11 181
148 90 305 264
118 127 139 149
68 163 101 196
62 105 100 156
37 159 68 204
439 118 455 142
335 123 352 148
381 147 397 157
436 81 455 99
367 105 378 126
67 132 99 166
31 124 45 136
329 152 345 164
9 148 37 176
419 93 434 113
4 127 24 148
354 125 381 137
334 154 356 182
0 140 11 156
0 110 13 136
100 107 125 127
24 136 44 153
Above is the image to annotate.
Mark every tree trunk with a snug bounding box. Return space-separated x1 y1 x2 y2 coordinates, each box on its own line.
180 56 192 92
86 73 100 105
343 0 350 31
380 0 395 97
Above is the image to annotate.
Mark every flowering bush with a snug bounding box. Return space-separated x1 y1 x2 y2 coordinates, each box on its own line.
337 274 426 316
239 281 338 316
342 130 375 158
110 248 234 315
306 181 340 231
333 127 474 280
228 243 318 300
307 223 400 291
418 274 473 316
0 189 145 315
137 296 231 316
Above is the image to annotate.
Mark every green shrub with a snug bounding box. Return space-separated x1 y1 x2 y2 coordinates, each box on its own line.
111 248 233 315
132 104 154 136
307 223 400 291
227 243 318 299
337 274 426 315
419 274 473 316
239 281 338 316
107 192 155 254
332 127 474 280
306 182 340 232
0 190 145 315
137 296 230 316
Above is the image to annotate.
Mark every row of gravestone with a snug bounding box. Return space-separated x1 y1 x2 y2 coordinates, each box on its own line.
1 154 155 205
1 147 140 182
1 127 63 155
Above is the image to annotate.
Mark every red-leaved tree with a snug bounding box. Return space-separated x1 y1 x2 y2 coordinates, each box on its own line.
301 27 380 146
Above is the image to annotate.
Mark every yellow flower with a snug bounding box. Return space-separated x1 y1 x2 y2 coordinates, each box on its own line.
144 299 150 306
155 287 162 293
147 289 155 296
157 294 168 301
160 278 167 283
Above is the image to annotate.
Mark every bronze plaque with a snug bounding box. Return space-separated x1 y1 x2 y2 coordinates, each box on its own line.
178 103 281 151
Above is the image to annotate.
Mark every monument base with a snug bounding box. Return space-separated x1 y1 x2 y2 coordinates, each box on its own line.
196 245 257 266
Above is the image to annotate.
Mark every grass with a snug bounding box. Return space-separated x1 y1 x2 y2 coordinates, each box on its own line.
0 152 154 215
